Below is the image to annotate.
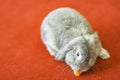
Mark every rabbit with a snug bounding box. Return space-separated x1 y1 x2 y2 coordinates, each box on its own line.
41 8 110 76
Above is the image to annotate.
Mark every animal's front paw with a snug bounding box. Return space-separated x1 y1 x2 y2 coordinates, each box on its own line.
99 48 110 59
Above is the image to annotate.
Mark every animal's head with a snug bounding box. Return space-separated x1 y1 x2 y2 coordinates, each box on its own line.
55 32 101 76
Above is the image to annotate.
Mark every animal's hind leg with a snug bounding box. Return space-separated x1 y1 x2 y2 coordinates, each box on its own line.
42 24 59 57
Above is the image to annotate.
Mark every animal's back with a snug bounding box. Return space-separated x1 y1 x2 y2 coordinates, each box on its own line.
41 8 93 49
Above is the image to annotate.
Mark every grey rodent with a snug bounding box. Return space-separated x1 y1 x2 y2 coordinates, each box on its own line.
41 8 110 75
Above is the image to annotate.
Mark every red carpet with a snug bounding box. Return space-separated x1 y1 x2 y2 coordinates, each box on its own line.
0 0 120 80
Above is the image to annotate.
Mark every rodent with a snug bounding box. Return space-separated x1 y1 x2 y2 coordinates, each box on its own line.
41 8 110 76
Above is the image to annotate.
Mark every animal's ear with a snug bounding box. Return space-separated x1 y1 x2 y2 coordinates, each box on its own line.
55 41 73 61
55 37 83 61
55 49 66 61
55 45 72 61
84 32 99 46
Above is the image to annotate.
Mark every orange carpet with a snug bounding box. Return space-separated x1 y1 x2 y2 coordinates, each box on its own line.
0 0 120 80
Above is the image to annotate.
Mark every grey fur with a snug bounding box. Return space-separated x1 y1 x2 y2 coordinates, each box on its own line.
41 8 110 73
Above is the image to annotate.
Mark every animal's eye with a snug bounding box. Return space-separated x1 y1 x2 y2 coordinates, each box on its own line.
76 52 79 57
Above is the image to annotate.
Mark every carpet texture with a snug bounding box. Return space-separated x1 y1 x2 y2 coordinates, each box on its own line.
0 0 120 80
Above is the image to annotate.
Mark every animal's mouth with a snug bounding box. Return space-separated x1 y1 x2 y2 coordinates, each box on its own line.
73 70 82 76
